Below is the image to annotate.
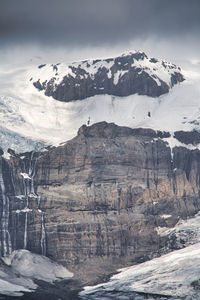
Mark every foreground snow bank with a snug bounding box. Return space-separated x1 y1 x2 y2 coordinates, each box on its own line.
0 276 35 297
0 249 73 297
3 249 73 283
80 242 200 298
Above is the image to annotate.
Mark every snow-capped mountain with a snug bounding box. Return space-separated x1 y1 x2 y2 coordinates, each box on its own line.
0 50 199 155
30 51 184 101
1 51 200 299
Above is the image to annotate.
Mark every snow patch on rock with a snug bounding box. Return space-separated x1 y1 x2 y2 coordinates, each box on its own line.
3 249 73 283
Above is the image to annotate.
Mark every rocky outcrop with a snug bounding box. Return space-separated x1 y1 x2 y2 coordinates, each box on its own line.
31 51 184 102
1 122 200 284
174 130 200 145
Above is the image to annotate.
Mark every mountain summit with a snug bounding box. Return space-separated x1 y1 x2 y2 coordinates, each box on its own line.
30 51 184 102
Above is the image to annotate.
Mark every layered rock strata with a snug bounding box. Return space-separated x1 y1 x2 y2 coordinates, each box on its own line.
1 122 200 283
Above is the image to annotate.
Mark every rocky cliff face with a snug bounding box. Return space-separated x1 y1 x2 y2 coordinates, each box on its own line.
31 51 184 102
1 122 200 284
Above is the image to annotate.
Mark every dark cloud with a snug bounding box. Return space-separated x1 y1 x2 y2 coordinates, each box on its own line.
0 0 200 47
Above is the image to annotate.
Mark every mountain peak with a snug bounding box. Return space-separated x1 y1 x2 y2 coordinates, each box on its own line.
30 50 184 102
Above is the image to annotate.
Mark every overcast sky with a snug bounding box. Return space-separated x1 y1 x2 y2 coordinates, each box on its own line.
0 0 200 65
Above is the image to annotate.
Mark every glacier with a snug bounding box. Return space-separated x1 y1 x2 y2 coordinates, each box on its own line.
0 55 200 155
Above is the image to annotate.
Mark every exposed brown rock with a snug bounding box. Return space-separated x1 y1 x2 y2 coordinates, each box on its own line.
1 122 200 284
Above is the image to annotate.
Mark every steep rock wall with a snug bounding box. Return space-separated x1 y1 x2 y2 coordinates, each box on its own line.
1 122 200 283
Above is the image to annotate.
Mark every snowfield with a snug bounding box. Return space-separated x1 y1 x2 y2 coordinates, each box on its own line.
79 213 200 299
0 249 73 297
0 53 199 154
80 242 200 299
3 249 73 283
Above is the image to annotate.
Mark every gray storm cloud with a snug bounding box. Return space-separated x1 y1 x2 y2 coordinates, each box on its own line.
1 0 200 46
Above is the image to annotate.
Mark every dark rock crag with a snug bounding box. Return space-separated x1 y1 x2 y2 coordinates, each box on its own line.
32 51 184 102
1 122 200 284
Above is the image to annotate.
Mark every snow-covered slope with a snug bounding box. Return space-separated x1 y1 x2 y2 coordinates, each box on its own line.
79 212 200 299
3 249 73 283
80 242 200 299
0 52 199 154
0 249 73 297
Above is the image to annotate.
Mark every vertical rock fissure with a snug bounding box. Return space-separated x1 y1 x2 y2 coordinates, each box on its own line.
0 158 12 256
16 151 47 255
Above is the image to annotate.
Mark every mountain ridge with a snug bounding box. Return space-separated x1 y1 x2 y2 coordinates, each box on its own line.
0 51 199 154
30 50 184 102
